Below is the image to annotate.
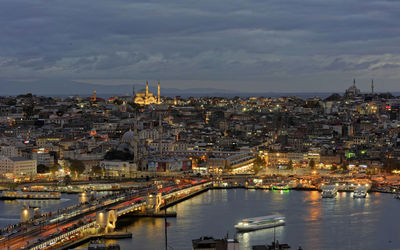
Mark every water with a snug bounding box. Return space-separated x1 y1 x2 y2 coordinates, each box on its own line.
102 189 400 250
0 193 79 228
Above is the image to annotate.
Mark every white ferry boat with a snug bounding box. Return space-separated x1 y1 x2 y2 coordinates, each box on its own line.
321 185 338 198
353 186 367 198
234 215 285 232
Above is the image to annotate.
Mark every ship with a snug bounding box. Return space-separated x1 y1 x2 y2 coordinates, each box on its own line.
235 215 285 232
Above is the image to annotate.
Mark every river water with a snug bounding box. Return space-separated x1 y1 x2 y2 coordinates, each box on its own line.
0 193 80 228
106 189 399 250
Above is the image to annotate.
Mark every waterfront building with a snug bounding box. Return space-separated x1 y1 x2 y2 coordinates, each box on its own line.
0 156 37 176
100 160 137 177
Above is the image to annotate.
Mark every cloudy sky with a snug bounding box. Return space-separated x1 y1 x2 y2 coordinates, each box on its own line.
1 0 400 93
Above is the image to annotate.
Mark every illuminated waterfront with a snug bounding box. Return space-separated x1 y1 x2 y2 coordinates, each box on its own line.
92 189 400 250
0 193 79 228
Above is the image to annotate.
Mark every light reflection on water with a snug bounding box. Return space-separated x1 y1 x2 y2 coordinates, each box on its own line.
0 194 79 228
111 189 400 250
82 190 400 249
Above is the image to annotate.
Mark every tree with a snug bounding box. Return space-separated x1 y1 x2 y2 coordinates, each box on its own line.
49 164 59 174
324 93 342 102
128 102 143 111
6 99 17 106
64 175 72 185
341 163 348 172
331 164 338 172
113 99 123 105
287 160 293 170
104 149 133 161
383 158 400 173
253 156 265 174
68 159 86 177
91 165 103 175
37 164 50 174
309 159 315 170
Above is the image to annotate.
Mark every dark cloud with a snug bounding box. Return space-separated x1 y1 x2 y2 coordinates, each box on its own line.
1 0 400 92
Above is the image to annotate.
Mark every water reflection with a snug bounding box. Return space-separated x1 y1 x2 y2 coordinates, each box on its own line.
0 194 79 228
79 189 399 250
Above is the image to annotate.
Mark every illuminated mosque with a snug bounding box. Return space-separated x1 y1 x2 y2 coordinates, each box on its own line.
134 81 161 105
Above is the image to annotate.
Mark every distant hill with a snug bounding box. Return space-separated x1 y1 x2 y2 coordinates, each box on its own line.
0 80 240 97
2 79 390 99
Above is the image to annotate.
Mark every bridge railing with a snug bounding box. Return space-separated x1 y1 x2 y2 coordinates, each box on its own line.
29 222 96 250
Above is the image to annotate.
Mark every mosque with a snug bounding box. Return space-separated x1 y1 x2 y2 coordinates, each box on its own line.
345 79 361 97
134 81 161 105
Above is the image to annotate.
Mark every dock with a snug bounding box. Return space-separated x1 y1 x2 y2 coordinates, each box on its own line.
61 232 132 250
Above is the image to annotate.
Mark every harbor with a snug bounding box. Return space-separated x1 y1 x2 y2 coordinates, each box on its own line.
74 188 400 250
0 176 399 249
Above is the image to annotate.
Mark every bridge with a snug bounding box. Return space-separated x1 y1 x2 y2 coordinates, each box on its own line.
22 181 211 250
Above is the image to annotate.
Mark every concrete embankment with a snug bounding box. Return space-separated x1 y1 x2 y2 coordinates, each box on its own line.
61 232 132 250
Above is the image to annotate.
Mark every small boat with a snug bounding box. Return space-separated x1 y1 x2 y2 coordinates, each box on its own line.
235 215 285 232
272 184 290 190
321 185 338 198
353 186 367 198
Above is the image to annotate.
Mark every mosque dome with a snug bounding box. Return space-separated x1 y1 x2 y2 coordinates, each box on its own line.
121 130 135 143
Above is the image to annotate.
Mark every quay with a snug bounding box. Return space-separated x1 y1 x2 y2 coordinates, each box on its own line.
61 232 132 250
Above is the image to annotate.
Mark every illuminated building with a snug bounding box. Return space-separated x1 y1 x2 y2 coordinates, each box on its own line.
0 156 37 176
134 81 161 105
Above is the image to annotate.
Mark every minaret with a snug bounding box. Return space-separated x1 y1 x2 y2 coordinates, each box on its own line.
371 79 374 94
146 81 149 95
157 81 161 104
159 114 163 157
93 90 96 102
353 78 356 87
133 114 138 161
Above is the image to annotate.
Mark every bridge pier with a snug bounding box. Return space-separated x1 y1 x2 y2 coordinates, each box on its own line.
96 209 117 233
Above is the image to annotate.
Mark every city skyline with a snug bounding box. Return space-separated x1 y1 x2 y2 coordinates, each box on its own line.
1 0 400 92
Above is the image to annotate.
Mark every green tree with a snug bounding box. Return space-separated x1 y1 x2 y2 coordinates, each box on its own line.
37 164 49 174
6 99 17 106
253 156 265 174
309 159 315 170
341 163 348 172
383 158 400 173
64 175 72 185
287 160 293 170
91 165 103 175
104 149 133 161
128 102 143 111
113 99 123 105
68 159 86 177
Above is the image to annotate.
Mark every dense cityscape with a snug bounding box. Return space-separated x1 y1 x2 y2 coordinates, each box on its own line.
2 0 400 249
0 80 400 249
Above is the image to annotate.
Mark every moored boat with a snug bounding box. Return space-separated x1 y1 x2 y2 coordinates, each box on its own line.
235 215 285 232
0 191 61 200
321 184 338 198
353 186 367 198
